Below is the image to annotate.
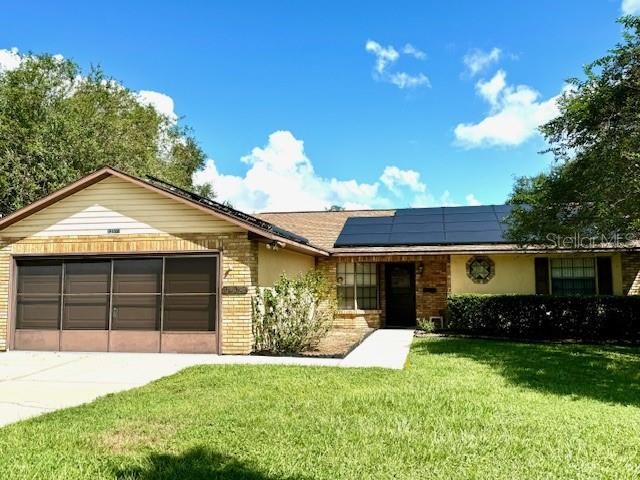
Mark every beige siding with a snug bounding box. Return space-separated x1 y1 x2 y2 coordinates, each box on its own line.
258 243 315 287
451 253 624 295
2 176 243 237
451 254 537 295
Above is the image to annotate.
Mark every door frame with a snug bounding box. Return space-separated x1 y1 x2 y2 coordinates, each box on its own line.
384 262 417 328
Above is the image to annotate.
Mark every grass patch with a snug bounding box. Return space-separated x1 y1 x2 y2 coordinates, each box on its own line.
1 337 639 479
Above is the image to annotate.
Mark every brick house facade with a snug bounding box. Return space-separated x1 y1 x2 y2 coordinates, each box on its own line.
1 167 639 355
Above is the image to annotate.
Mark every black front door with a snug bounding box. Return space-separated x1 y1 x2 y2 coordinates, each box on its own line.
385 263 416 327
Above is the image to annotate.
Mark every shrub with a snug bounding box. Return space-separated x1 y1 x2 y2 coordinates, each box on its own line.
446 294 640 342
252 271 336 354
417 317 436 333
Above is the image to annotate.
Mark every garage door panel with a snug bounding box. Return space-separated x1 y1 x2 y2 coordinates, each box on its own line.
62 295 110 330
14 330 60 351
60 330 108 352
14 255 219 354
161 332 217 353
16 296 60 329
109 331 160 352
163 295 216 331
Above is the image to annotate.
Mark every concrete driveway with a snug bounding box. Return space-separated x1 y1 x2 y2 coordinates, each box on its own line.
0 351 235 427
0 330 413 427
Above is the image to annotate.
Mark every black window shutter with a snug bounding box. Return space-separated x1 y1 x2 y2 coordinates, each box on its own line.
597 257 613 295
534 258 550 295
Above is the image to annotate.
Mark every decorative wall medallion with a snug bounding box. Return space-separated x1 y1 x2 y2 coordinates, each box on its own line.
466 256 495 284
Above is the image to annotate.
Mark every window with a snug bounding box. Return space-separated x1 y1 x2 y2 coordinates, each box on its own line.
16 261 62 329
337 262 378 310
163 257 217 331
356 263 378 309
550 258 596 295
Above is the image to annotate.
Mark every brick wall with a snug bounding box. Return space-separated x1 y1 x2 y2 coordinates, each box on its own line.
0 232 258 354
416 255 450 320
318 254 451 330
622 253 640 295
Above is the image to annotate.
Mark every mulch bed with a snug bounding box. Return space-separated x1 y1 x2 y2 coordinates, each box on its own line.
300 328 374 358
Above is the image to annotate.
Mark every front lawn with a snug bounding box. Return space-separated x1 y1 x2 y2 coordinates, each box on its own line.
1 337 639 479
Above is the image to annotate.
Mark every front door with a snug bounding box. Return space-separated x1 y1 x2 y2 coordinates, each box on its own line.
385 263 416 327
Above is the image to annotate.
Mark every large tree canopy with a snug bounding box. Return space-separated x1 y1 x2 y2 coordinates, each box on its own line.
0 54 208 216
506 16 640 245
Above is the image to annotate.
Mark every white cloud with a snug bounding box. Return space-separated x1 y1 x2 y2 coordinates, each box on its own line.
622 0 640 14
463 47 502 76
465 194 481 206
365 39 430 89
402 43 426 60
388 72 430 89
476 69 506 105
411 190 457 208
136 90 178 123
454 70 563 148
380 166 426 194
365 40 399 75
193 130 464 212
194 131 381 212
0 47 22 72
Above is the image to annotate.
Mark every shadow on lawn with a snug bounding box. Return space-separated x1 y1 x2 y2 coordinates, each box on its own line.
114 446 307 480
414 337 640 406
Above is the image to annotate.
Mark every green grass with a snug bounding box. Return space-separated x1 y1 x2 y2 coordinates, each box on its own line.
1 337 640 479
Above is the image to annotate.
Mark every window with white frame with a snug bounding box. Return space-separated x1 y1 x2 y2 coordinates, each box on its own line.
550 258 596 295
336 262 378 310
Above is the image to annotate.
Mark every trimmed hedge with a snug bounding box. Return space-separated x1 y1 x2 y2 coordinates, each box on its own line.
446 295 640 342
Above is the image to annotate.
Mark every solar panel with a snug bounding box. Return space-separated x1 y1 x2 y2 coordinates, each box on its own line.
395 207 443 216
333 204 513 247
391 222 444 233
442 205 496 214
444 230 505 243
340 223 393 234
388 232 447 244
443 212 498 223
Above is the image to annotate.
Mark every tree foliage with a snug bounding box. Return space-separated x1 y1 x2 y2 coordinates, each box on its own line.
0 54 208 216
506 16 640 244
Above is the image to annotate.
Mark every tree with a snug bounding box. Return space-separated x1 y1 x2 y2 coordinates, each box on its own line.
0 53 209 216
506 16 640 244
326 205 345 211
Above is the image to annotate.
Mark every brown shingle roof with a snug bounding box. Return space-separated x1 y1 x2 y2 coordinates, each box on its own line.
256 209 396 251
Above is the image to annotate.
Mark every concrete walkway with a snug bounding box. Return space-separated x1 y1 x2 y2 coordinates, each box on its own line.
0 329 413 427
340 329 414 369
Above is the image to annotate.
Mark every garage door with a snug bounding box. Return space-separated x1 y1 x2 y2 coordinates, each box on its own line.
12 255 219 353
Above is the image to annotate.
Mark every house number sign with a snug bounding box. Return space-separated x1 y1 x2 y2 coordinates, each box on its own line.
222 286 249 295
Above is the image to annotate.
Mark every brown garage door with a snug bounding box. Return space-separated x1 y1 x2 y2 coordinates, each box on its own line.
13 255 219 353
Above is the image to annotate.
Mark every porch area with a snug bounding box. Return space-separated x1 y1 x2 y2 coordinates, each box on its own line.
318 255 450 332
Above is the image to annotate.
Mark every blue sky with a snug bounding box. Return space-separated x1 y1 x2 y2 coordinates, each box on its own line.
0 1 636 212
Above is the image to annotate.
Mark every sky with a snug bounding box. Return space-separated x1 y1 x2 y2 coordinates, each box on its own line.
0 1 637 212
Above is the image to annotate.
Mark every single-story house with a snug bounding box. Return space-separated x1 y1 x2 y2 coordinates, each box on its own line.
0 167 639 354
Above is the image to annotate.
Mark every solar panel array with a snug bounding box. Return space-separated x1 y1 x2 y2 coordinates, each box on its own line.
334 205 513 247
